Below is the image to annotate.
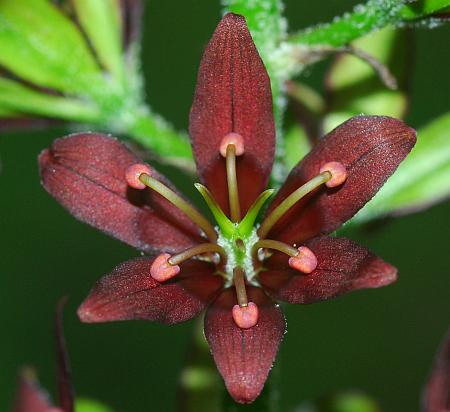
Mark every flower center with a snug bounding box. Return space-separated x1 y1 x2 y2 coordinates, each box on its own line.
125 134 347 329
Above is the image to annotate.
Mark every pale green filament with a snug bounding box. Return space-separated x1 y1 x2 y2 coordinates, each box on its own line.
168 243 226 266
258 171 331 239
226 144 241 222
233 267 248 307
139 173 217 242
253 239 299 260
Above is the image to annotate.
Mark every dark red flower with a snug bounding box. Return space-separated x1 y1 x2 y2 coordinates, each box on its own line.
423 329 450 412
13 300 74 412
39 13 416 403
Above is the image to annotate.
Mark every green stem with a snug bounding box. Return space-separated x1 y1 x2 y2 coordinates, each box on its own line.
290 0 450 47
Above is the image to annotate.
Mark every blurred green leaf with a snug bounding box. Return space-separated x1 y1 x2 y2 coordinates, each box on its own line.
0 106 17 116
353 112 450 223
323 27 410 133
75 398 114 412
72 0 125 83
284 122 312 170
295 392 380 412
324 393 380 412
0 0 104 96
0 77 100 122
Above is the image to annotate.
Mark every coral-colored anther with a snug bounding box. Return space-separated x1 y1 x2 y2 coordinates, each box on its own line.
288 246 318 274
232 302 259 329
219 132 245 157
125 163 152 189
320 161 347 188
150 253 180 282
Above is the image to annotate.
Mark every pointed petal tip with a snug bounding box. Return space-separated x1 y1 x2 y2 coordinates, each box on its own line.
205 288 285 404
226 381 265 404
355 257 398 289
76 303 98 323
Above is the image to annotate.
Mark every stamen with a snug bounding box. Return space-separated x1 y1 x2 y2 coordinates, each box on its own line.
258 171 332 239
288 246 317 274
319 161 347 188
150 253 180 282
225 143 241 222
233 267 248 307
232 302 259 329
219 132 244 157
232 266 258 328
135 171 217 242
125 163 152 189
168 243 226 266
252 239 299 260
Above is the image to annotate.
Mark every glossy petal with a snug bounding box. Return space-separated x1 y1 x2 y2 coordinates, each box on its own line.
259 236 397 304
13 370 59 412
266 116 416 244
204 287 285 403
423 329 450 412
189 13 275 216
78 257 223 324
39 133 203 254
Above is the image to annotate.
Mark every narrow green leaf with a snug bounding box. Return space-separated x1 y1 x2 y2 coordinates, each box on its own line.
72 0 125 83
323 27 410 133
353 112 450 223
0 0 104 95
0 77 100 122
75 398 114 412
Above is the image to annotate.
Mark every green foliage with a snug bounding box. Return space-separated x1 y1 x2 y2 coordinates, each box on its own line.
72 0 125 84
0 77 100 122
354 112 450 223
0 0 192 162
0 0 104 95
323 26 410 133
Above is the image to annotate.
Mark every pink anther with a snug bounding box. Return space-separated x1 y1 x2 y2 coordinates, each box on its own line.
219 132 245 157
125 163 152 189
232 301 259 329
150 253 180 282
319 161 347 188
288 246 318 274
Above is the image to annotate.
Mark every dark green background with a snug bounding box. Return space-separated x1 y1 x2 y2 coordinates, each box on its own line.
1 1 449 411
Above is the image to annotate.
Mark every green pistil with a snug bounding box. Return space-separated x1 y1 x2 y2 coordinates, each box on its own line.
195 183 234 237
217 227 259 286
